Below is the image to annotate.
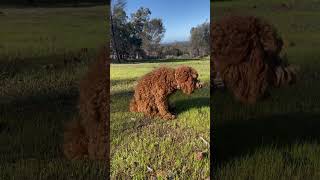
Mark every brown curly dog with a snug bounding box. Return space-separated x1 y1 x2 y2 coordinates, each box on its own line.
63 46 109 163
211 15 297 103
130 66 203 120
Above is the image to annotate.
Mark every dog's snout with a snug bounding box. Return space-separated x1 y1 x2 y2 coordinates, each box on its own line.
196 80 203 88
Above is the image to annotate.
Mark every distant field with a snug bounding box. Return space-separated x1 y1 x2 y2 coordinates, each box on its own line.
110 59 210 179
212 0 320 179
0 6 107 179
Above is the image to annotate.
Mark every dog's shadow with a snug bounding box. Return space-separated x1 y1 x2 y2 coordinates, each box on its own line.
214 112 320 165
171 96 210 115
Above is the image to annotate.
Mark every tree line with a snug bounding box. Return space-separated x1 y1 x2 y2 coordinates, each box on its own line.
111 0 209 63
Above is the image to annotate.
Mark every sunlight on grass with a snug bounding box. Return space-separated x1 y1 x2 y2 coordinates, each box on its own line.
110 59 210 179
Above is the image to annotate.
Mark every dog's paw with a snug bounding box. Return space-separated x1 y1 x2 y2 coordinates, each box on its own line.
163 113 176 120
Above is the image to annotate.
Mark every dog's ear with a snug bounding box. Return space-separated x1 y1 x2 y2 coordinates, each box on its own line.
175 66 198 81
175 66 198 94
175 66 191 82
258 19 283 56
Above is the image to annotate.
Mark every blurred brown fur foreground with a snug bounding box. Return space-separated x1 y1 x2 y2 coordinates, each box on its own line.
63 46 109 163
211 16 298 103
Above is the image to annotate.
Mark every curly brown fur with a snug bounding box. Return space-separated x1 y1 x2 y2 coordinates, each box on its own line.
63 46 109 162
211 16 297 103
130 66 202 120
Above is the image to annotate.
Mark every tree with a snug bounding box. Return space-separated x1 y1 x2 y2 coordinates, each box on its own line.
131 7 151 33
190 22 210 57
110 0 127 62
131 7 165 58
142 18 165 57
110 1 165 61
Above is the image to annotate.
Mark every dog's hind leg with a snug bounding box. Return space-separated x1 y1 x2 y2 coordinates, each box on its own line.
129 98 138 112
155 97 175 120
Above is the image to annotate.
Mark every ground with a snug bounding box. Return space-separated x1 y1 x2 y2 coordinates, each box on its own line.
3 1 319 179
0 5 107 179
212 0 320 179
110 59 210 179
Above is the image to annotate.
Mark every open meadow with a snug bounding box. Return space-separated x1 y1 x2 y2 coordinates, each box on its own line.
110 59 210 179
0 5 108 179
212 0 320 179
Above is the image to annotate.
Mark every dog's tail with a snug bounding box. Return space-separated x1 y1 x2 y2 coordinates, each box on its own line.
129 98 138 112
63 117 88 160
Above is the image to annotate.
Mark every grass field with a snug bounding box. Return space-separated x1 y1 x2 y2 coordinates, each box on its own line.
110 59 210 179
212 0 320 179
0 6 108 179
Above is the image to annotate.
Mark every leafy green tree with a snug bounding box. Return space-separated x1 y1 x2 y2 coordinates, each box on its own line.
142 18 165 57
110 0 128 62
190 22 210 57
111 1 165 61
130 7 165 58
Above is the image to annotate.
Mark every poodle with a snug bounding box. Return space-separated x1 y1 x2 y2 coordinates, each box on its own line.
63 46 109 163
130 66 203 120
211 15 297 103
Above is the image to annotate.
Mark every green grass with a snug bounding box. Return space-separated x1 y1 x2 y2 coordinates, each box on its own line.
0 5 108 179
110 59 210 179
212 0 320 179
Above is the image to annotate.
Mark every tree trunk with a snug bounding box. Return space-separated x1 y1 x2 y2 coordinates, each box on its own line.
110 14 121 63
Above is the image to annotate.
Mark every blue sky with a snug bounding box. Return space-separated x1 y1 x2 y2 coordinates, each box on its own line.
121 0 210 43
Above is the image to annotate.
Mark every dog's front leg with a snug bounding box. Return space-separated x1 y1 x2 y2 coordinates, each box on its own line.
155 96 175 120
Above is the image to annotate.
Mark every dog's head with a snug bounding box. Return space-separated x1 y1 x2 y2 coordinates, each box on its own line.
175 66 203 95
